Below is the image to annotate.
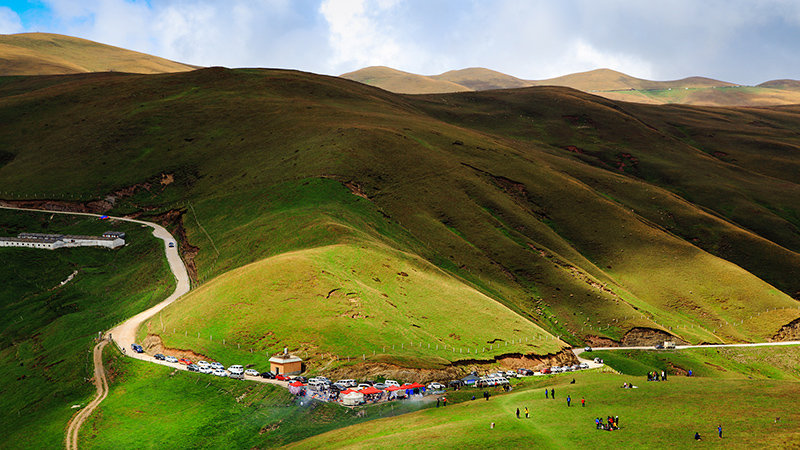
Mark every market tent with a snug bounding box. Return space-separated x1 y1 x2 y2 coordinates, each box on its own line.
340 388 355 394
385 385 403 392
407 382 425 389
360 386 382 395
341 390 365 406
289 380 305 387
461 374 480 385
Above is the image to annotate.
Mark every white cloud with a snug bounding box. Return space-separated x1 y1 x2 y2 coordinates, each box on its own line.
0 7 23 34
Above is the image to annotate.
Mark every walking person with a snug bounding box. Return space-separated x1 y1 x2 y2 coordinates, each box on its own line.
581 397 585 407
443 397 448 407
545 388 549 399
567 395 571 407
718 424 722 438
516 407 520 419
524 407 529 419
551 388 555 399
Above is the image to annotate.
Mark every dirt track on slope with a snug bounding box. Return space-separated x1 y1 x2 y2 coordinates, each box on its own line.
65 340 108 450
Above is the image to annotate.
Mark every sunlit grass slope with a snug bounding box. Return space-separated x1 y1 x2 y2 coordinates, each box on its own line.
152 241 564 370
0 33 196 75
291 371 800 448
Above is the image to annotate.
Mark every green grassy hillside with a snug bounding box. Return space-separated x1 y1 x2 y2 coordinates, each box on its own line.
291 370 800 448
0 68 798 351
0 209 173 449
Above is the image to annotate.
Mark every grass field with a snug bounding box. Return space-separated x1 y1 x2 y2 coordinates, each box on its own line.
291 370 800 448
0 209 174 449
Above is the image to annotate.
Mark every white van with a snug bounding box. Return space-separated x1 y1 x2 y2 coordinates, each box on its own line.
385 380 400 387
336 379 356 387
227 365 244 375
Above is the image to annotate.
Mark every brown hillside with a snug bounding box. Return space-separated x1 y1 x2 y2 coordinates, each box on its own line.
528 68 734 91
432 67 532 91
759 79 800 90
0 33 196 75
339 66 471 94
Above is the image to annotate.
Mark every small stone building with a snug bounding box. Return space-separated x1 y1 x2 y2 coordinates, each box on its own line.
269 354 303 375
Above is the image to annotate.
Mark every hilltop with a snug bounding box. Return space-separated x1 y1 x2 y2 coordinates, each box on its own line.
0 33 196 75
341 66 800 106
339 66 469 94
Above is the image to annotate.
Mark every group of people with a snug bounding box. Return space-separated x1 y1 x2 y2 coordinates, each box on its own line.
647 370 668 381
515 407 530 419
694 425 722 440
620 382 638 389
595 416 620 431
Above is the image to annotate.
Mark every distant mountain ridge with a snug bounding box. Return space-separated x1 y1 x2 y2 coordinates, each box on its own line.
341 66 800 106
0 32 197 75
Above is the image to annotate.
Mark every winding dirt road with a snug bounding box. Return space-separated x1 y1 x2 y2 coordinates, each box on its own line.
65 340 108 450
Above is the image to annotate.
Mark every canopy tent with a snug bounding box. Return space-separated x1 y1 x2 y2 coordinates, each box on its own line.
289 380 305 387
359 386 383 395
460 374 480 385
341 390 365 406
385 385 403 392
407 382 425 389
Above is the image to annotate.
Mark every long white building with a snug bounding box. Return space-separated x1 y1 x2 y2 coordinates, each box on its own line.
0 231 125 250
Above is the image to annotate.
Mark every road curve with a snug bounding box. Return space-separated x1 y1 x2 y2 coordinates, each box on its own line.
65 340 108 450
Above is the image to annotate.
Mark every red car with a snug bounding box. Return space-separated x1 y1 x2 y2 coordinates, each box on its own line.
275 374 288 381
178 358 192 365
540 368 551 374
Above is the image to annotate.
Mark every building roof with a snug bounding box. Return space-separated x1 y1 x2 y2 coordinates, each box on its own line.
269 354 303 364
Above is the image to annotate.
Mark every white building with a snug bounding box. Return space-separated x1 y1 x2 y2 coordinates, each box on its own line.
0 231 125 250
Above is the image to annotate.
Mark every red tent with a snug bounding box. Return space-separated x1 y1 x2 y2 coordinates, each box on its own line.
407 382 425 389
385 385 402 392
289 380 305 387
340 388 355 394
360 386 382 395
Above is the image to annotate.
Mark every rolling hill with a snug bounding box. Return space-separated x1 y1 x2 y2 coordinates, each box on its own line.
1 67 798 354
0 33 196 75
342 66 800 106
339 66 470 94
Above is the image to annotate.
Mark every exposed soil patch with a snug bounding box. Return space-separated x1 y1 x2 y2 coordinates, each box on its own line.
584 335 620 347
772 317 800 341
621 327 686 346
142 334 210 361
564 145 585 154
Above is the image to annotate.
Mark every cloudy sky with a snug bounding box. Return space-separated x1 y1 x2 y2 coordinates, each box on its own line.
1 0 799 84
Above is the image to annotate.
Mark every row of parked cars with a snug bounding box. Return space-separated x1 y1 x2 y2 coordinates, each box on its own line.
540 362 590 374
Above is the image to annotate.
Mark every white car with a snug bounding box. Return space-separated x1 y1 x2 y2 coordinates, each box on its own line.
385 380 400 387
199 366 213 374
505 371 517 378
197 361 211 369
579 362 590 369
210 362 224 370
164 356 178 363
227 365 244 375
427 382 445 390
337 379 356 387
213 369 228 377
244 369 259 377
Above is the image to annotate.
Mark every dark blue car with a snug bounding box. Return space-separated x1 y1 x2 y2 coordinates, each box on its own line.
131 343 144 353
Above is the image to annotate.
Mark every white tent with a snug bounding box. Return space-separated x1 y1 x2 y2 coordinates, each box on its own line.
341 390 365 406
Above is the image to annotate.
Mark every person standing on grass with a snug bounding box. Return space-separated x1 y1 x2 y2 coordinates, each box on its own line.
516 407 520 419
545 388 549 399
443 397 448 407
551 388 555 399
525 407 529 419
718 424 722 438
567 395 571 407
581 397 585 407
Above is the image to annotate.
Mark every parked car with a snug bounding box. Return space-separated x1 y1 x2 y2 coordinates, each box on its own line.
571 364 580 371
197 361 210 369
385 380 400 387
131 344 144 353
260 371 275 379
164 356 178 363
593 357 604 364
584 346 592 352
178 358 192 365
505 371 518 378
210 362 224 370
275 374 289 381
517 368 534 376
213 369 228 377
655 343 665 349
227 365 244 375
154 353 166 360
168 242 175 248
373 382 387 390
199 366 213 374
293 376 308 383
540 367 551 374
337 379 356 387
579 362 590 369
228 372 244 380
244 369 259 377
427 382 445 390
187 364 200 372
550 366 561 374
356 383 372 390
